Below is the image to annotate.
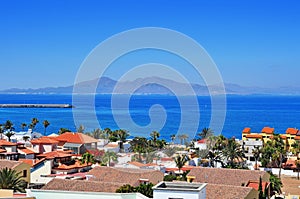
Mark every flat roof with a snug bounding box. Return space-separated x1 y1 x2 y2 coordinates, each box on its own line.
153 181 207 192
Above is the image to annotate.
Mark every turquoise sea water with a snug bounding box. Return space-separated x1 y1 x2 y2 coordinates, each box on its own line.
0 94 300 142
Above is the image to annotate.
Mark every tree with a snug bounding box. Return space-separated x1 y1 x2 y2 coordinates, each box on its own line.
0 168 27 192
198 127 214 140
116 184 135 193
258 176 264 199
0 124 4 140
23 136 30 142
30 118 39 130
4 120 15 142
177 134 189 145
170 134 176 144
150 131 160 147
135 183 154 198
116 129 129 153
81 152 94 164
102 151 118 166
221 138 245 168
268 172 282 195
129 137 149 162
43 120 50 135
77 124 85 133
252 146 261 170
295 159 300 180
174 154 189 172
21 123 27 131
58 128 70 135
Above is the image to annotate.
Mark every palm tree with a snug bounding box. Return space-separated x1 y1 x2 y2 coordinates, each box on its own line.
116 129 130 153
21 123 27 131
5 132 15 142
129 137 149 162
43 120 50 135
177 134 189 145
198 127 214 140
174 154 189 173
77 124 85 133
295 159 300 180
0 124 4 140
58 128 71 135
30 118 39 131
102 151 118 166
91 128 102 139
4 120 15 142
252 146 261 170
81 152 94 164
150 131 160 147
271 135 285 178
221 138 245 168
0 168 27 192
269 172 282 195
23 136 30 142
170 134 176 144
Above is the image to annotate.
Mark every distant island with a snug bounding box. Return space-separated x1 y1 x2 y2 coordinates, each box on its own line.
1 76 300 95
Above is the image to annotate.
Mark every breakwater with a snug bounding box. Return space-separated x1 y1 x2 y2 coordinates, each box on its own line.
0 104 73 108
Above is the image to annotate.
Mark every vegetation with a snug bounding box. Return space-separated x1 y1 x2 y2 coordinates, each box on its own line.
163 174 177 182
0 168 27 192
177 134 189 145
58 128 71 135
268 172 282 195
81 152 94 164
295 159 300 180
198 127 214 140
116 183 154 198
174 154 189 172
43 120 50 135
102 151 118 166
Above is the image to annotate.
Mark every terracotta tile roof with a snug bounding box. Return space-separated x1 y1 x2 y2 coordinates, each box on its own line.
246 180 269 191
295 136 300 140
206 183 257 199
261 127 274 134
128 161 146 167
42 178 124 193
54 161 91 170
242 127 251 134
280 134 287 139
88 166 163 186
0 139 17 146
286 128 299 135
105 143 119 147
246 134 262 139
18 147 36 154
161 157 173 161
187 167 269 186
18 158 46 167
36 151 72 159
31 136 58 144
197 139 206 144
0 148 6 153
55 132 98 144
0 160 22 169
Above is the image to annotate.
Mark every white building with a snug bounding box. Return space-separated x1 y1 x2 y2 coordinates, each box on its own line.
153 182 207 199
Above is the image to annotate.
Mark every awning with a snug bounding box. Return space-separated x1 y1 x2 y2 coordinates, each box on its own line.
63 143 82 148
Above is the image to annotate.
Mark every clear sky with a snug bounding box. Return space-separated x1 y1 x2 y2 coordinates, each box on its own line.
0 0 299 90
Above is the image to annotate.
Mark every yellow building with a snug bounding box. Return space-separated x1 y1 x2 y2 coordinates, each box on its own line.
0 160 31 185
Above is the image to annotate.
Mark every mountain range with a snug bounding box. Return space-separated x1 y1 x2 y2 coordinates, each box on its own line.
1 76 299 95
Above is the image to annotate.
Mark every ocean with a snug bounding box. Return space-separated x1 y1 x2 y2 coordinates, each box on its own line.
0 94 300 142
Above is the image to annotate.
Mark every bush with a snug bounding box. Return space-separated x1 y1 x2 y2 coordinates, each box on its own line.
163 174 177 182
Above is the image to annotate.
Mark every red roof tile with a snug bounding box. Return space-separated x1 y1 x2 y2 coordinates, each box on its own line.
206 183 257 199
286 128 299 135
18 147 36 154
197 139 206 144
0 139 17 146
55 132 98 144
0 148 6 153
242 127 251 134
36 151 72 159
246 180 269 191
295 136 300 140
31 136 58 144
88 166 163 186
246 134 262 139
261 127 274 134
42 178 124 193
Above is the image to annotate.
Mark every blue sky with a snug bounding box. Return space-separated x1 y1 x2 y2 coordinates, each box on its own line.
0 0 299 90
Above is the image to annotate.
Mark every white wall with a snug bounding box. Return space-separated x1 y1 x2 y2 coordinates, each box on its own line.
31 160 53 183
153 189 206 199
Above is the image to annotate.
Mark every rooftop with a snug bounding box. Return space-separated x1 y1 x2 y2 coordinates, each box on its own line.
55 132 98 144
206 183 256 199
0 139 17 146
261 127 274 134
31 136 58 144
187 167 269 186
0 160 24 169
153 181 207 192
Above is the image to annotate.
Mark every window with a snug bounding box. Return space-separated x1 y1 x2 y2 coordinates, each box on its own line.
23 170 27 177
